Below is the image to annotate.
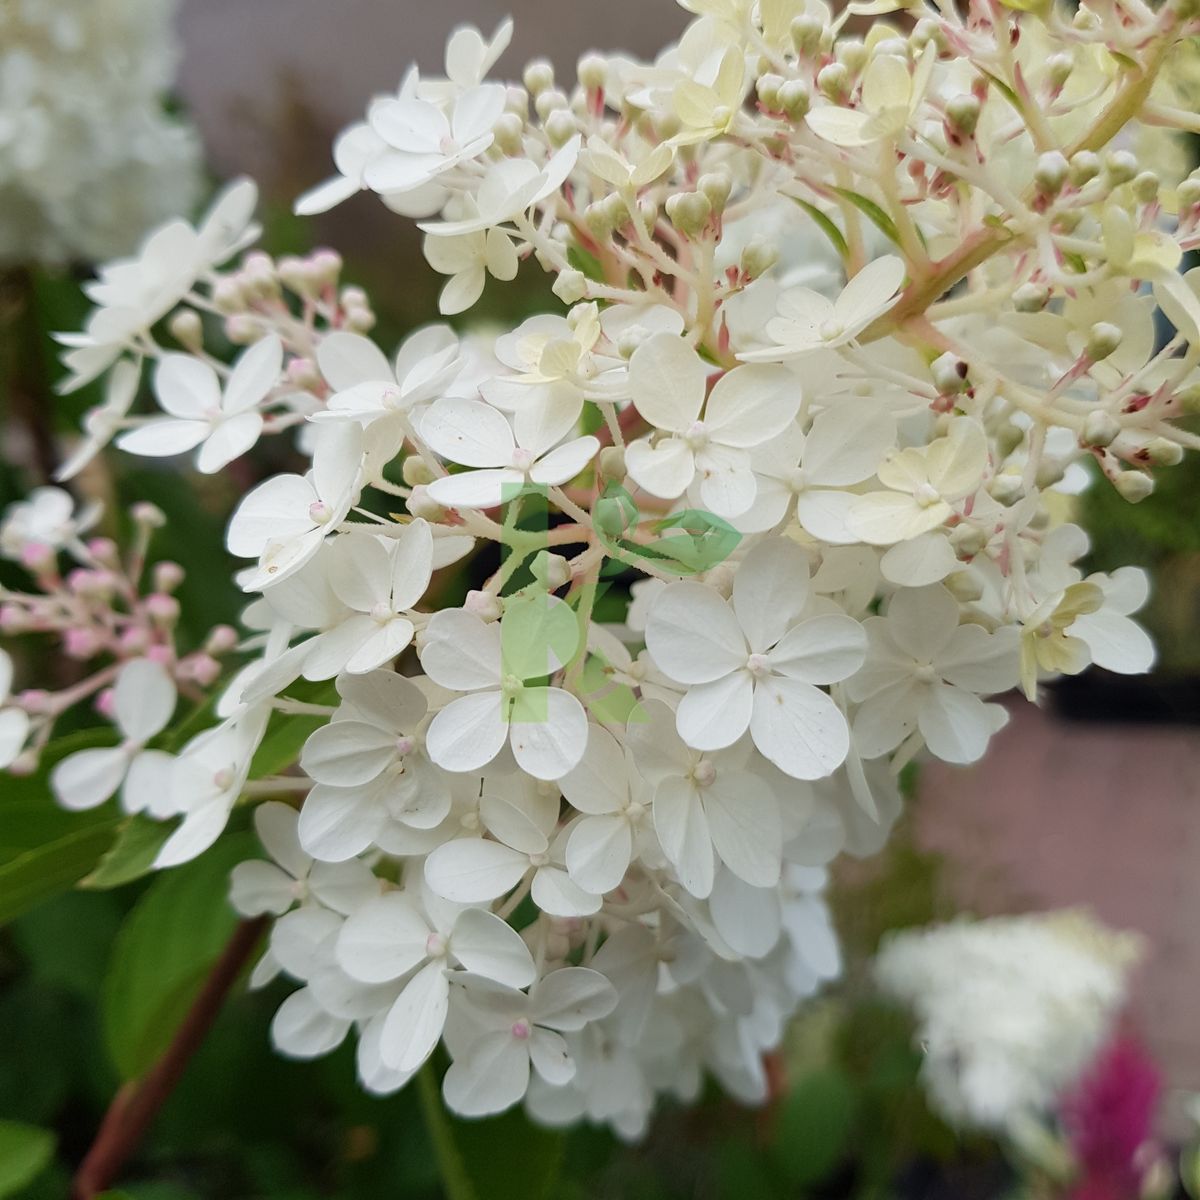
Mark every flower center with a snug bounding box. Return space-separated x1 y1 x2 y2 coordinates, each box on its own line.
684 420 709 449
788 467 807 494
511 1019 532 1041
914 663 937 684
425 932 447 959
395 735 415 756
308 500 333 525
369 601 393 623
820 318 844 341
213 767 234 790
511 448 536 472
746 652 772 678
529 851 549 868
692 759 717 787
914 482 941 508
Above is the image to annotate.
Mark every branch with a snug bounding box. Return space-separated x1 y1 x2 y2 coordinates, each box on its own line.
72 917 268 1200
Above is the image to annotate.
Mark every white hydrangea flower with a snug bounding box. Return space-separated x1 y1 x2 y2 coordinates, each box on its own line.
644 540 866 780
0 650 30 770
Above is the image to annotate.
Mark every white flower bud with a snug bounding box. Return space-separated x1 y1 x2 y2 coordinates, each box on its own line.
944 570 984 602
757 73 784 110
1104 150 1138 185
402 456 434 487
1144 437 1183 466
1178 178 1200 210
211 277 244 313
1034 151 1070 197
778 79 811 119
1081 410 1121 448
531 551 571 589
225 314 258 344
740 237 779 279
578 53 607 91
1085 322 1122 362
1046 53 1074 88
545 109 577 147
465 589 502 621
1013 281 1050 312
344 305 375 333
665 191 712 237
1113 470 1154 502
599 446 627 481
944 94 980 140
168 309 204 353
493 112 525 155
817 63 851 102
1067 151 1100 188
791 13 824 54
931 353 969 395
1132 171 1159 204
835 39 867 73
553 269 589 304
407 485 447 521
535 88 568 121
523 59 555 95
950 524 987 558
988 473 1024 504
698 171 732 213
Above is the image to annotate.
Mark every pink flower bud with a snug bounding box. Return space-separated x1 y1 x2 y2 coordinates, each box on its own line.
19 689 52 714
64 627 104 659
205 625 238 654
181 653 221 686
95 687 116 719
145 644 174 667
20 543 56 573
118 627 152 654
153 561 185 593
144 593 180 625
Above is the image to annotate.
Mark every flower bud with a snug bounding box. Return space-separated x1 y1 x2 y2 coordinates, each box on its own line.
145 593 180 626
791 13 824 54
1177 382 1200 414
131 502 167 529
1178 178 1200 211
757 73 783 110
1069 151 1101 186
1013 281 1050 312
665 191 712 237
505 85 528 119
1113 470 1154 502
545 109 577 147
206 625 239 654
1035 459 1065 489
778 80 811 119
1082 410 1121 448
997 425 1025 457
834 39 867 73
211 277 244 313
225 314 258 345
949 524 986 558
943 570 983 602
398 457 431 492
523 60 555 95
287 356 321 391
311 249 343 285
493 112 525 155
407 485 447 521
1046 53 1074 88
698 171 732 213
599 446 627 482
740 237 779 279
1104 150 1138 186
344 306 376 334
1132 171 1159 204
637 197 659 231
1144 436 1183 466
531 551 571 589
1034 150 1070 197
817 63 851 103
465 589 502 621
988 473 1024 504
552 268 589 304
168 309 204 353
578 53 607 91
153 561 186 593
944 94 980 140
1084 322 1122 362
535 88 569 122
931 352 968 395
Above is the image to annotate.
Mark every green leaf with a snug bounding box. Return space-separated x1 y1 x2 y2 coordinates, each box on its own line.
101 834 255 1080
831 187 902 247
770 1068 858 1186
0 1120 55 1198
790 198 849 260
80 814 181 890
10 890 121 996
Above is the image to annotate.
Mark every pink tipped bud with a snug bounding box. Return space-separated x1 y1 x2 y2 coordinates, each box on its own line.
145 644 174 667
95 687 117 720
181 653 221 687
118 627 152 654
205 625 238 655
465 590 502 621
86 537 119 564
19 689 52 714
131 502 167 529
153 561 186 593
20 543 56 574
144 593 180 625
64 627 104 659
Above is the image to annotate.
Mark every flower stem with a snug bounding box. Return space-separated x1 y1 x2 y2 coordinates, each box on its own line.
416 1062 479 1200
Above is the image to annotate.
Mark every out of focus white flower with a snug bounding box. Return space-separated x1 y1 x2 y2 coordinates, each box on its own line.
875 911 1141 1131
0 0 203 267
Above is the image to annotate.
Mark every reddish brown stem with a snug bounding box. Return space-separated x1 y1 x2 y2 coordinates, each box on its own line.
71 917 268 1200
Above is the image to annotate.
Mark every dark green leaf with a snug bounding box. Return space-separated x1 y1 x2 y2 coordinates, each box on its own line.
0 1120 55 1198
10 890 121 995
101 834 255 1079
770 1068 858 1186
80 814 180 890
790 198 849 260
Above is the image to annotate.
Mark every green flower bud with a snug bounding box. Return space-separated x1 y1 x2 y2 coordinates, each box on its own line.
1013 281 1050 312
817 62 851 103
698 170 732 212
1104 150 1138 186
1085 322 1122 361
1069 150 1101 186
1114 470 1154 502
740 237 780 279
778 79 811 119
1144 437 1183 466
791 14 824 54
945 94 981 139
402 456 435 487
665 191 712 237
578 53 607 91
1082 410 1121 448
523 60 555 95
1034 150 1070 196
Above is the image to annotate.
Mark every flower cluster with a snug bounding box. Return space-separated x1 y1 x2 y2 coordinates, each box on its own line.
0 0 202 265
8 0 1200 1136
875 911 1141 1131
